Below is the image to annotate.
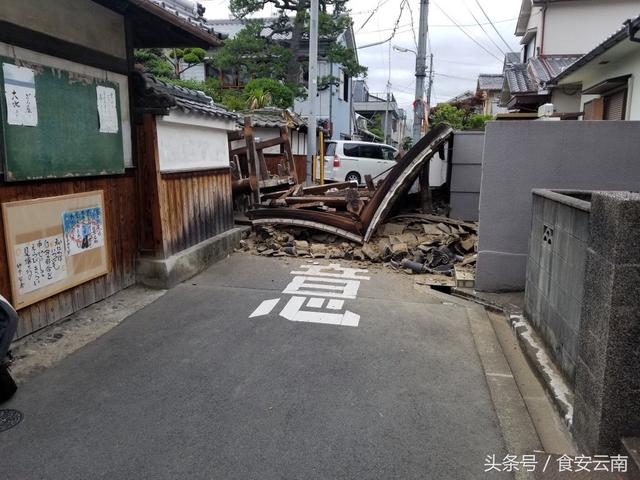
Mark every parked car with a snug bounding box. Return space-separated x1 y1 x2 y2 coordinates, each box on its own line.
323 140 398 184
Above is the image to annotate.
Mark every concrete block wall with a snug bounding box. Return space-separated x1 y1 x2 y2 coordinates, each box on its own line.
476 121 640 292
448 131 484 221
572 191 640 454
524 190 591 385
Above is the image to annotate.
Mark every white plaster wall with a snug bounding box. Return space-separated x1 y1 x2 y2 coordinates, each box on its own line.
550 88 583 114
0 0 126 59
543 0 640 55
157 110 234 172
0 41 133 167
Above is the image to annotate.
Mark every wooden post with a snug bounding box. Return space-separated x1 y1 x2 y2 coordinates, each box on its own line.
243 117 261 205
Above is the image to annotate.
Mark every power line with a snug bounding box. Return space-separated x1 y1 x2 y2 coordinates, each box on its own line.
403 0 419 51
474 0 514 51
431 2 502 62
357 0 407 49
357 0 393 32
463 0 506 56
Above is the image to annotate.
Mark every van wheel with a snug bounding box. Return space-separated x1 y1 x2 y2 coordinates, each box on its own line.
345 172 361 184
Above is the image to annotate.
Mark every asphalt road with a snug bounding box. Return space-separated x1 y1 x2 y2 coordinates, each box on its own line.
1 254 509 479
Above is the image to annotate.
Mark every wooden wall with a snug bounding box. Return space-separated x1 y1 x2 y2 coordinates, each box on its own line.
264 154 307 181
0 173 138 339
159 168 234 257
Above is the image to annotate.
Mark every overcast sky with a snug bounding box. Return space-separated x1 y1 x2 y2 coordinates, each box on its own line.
200 0 523 115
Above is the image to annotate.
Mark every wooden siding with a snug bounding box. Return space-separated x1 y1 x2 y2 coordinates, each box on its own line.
159 168 234 257
0 173 138 339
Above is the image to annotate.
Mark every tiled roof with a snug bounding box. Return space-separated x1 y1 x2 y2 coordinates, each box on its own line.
529 55 582 84
504 63 536 94
139 74 236 119
477 74 504 91
146 0 220 39
504 55 581 94
238 107 306 128
549 14 640 84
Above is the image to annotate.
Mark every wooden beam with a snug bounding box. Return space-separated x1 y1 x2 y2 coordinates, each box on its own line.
302 181 358 195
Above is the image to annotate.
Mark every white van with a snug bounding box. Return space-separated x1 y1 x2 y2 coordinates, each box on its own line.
323 140 398 184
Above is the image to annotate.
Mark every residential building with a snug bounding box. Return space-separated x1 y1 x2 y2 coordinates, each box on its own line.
476 74 506 115
352 79 406 147
502 0 640 113
187 18 358 142
548 14 640 121
440 90 484 114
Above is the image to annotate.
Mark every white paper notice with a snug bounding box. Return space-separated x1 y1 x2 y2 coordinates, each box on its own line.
3 63 38 127
14 234 68 295
96 85 118 134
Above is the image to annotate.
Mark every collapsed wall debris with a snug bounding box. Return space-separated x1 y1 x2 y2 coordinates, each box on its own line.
231 122 475 286
236 123 455 243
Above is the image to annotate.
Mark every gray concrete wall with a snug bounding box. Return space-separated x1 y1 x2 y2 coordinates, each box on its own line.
477 121 640 292
449 131 484 221
524 190 591 385
573 191 640 454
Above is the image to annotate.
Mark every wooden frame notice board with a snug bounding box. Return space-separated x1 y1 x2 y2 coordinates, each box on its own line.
2 191 109 309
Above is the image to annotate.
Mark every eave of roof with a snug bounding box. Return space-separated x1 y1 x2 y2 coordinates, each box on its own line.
135 73 236 119
548 14 640 85
93 0 222 48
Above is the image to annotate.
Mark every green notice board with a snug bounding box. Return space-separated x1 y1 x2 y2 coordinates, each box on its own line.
0 56 125 181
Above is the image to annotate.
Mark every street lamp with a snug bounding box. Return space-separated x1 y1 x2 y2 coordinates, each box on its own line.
392 45 417 56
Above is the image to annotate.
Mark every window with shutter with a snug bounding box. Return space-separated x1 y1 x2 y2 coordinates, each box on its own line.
603 89 627 120
583 98 604 120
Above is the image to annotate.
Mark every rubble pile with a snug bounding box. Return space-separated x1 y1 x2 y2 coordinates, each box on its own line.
239 213 478 285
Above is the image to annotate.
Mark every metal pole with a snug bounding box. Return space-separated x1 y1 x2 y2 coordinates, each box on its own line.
412 0 429 144
425 53 434 131
319 130 325 185
306 0 319 184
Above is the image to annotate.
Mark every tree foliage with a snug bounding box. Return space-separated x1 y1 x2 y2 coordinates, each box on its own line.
135 48 208 78
430 104 494 131
244 78 295 109
220 0 366 94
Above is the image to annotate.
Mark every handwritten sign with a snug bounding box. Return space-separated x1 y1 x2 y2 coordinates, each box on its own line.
96 85 118 134
14 235 67 295
62 207 105 256
2 63 38 127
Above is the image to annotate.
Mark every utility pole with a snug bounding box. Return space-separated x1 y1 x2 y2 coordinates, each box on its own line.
412 0 429 144
425 53 434 124
306 0 319 184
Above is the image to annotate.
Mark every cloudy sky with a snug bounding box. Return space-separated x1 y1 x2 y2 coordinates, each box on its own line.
200 0 523 115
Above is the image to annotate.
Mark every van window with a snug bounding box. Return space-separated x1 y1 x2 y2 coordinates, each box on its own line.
343 143 360 157
382 147 396 160
325 142 336 156
359 144 383 159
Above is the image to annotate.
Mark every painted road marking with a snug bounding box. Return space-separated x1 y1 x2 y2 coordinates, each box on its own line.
249 263 370 327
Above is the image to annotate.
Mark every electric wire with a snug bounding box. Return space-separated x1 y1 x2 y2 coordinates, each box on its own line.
431 1 502 62
474 0 514 51
463 0 506 56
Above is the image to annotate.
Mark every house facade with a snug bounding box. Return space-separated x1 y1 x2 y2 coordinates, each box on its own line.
549 14 640 121
476 74 506 116
502 0 640 113
352 79 406 147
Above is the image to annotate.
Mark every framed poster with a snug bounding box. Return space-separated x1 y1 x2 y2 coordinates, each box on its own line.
2 191 109 309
